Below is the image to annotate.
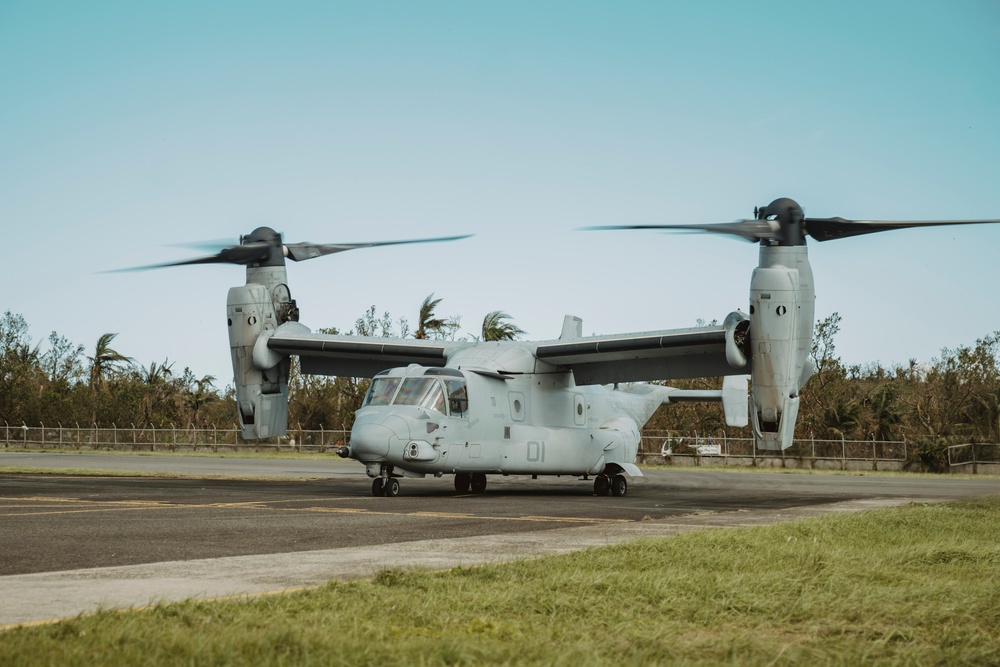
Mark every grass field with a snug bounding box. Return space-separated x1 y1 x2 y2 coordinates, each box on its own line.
3 497 999 665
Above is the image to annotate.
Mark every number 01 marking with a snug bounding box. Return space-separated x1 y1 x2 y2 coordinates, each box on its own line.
527 440 545 462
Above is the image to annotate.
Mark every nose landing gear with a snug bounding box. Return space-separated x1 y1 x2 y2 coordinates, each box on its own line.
371 466 401 497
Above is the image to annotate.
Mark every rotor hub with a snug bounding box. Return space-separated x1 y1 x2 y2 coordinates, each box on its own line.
757 198 806 246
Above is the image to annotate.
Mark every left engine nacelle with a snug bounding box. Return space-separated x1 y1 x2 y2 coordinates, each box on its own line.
227 284 290 439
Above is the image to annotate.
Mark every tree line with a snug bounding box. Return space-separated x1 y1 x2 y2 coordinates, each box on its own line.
644 313 1000 450
3 305 998 453
0 295 526 431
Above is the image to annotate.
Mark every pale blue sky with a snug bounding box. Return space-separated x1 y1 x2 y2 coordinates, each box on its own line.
2 1 998 387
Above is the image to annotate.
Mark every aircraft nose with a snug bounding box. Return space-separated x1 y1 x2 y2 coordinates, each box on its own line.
349 423 394 460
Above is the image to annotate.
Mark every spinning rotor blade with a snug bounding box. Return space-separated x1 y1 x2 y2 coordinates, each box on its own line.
107 241 275 272
803 217 1000 242
589 197 1000 246
111 228 472 271
284 234 473 261
585 220 778 243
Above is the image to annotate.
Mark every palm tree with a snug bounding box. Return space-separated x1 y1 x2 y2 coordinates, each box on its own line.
188 374 218 427
481 311 525 342
414 294 447 340
88 333 133 393
143 358 175 385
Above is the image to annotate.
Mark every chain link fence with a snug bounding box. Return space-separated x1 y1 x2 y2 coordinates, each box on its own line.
3 422 997 473
2 422 350 454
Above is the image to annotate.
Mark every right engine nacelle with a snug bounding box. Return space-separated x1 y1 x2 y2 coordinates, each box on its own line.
748 245 815 450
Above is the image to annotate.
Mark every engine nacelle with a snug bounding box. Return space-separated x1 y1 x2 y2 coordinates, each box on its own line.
227 283 290 440
748 245 815 450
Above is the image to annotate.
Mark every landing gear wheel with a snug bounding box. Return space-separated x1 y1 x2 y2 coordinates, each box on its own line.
454 473 471 493
611 474 628 497
594 475 610 496
470 473 487 494
383 477 400 497
371 478 386 497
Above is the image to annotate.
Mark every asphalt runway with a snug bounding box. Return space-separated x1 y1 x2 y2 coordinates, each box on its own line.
1 452 998 627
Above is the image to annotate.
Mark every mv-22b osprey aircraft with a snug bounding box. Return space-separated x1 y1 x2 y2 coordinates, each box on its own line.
145 198 1000 497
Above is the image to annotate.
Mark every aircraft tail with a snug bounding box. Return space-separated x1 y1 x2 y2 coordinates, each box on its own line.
619 375 749 428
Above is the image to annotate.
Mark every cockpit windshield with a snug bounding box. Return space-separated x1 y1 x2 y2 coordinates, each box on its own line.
363 377 401 407
393 377 446 412
362 373 469 418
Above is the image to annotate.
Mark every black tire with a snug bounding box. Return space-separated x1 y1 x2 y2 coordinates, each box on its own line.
594 475 609 496
371 478 386 497
470 473 487 494
611 474 628 497
454 473 471 493
384 478 400 497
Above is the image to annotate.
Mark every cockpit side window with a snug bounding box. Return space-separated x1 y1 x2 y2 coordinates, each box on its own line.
445 379 469 418
364 377 401 407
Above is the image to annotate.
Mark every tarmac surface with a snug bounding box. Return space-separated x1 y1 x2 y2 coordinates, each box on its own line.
1 452 998 628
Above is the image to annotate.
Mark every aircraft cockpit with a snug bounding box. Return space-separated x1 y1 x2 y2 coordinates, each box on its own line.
362 367 469 418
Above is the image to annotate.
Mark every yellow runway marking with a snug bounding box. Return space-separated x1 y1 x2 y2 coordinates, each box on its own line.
0 496 628 525
297 507 629 524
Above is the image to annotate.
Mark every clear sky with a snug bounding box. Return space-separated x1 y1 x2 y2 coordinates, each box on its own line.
2 1 998 388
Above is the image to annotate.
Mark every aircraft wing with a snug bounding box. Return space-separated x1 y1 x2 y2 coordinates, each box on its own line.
266 326 472 378
534 325 744 385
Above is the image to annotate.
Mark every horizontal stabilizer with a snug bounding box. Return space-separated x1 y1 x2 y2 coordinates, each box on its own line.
661 375 748 428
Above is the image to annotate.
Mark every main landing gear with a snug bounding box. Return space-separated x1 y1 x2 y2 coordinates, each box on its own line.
454 472 487 494
593 473 628 497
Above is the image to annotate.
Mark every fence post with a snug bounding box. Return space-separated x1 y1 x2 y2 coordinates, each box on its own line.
4 421 7 447
871 433 878 471
40 421 45 448
841 434 846 471
131 423 136 452
213 424 218 453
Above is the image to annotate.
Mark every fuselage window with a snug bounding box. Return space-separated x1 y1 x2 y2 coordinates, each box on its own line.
363 377 401 407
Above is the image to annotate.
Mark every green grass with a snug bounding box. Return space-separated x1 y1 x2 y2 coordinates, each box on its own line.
4 498 1000 666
